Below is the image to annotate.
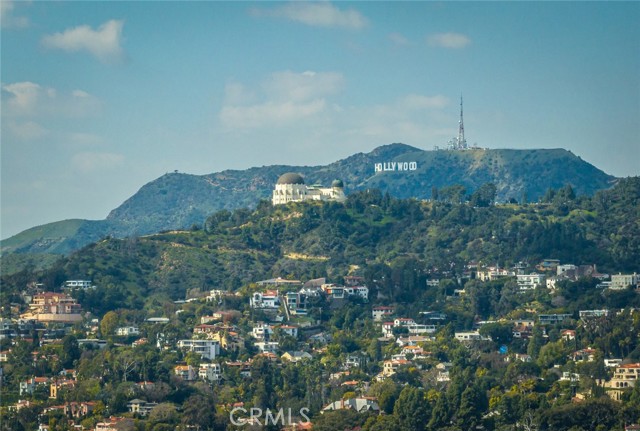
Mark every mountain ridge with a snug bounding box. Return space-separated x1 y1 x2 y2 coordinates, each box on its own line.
0 144 617 257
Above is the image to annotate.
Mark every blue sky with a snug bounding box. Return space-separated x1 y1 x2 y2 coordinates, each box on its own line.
2 1 639 239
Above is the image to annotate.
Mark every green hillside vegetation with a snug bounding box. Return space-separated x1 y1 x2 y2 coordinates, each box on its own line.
2 177 637 315
1 145 616 259
1 178 639 431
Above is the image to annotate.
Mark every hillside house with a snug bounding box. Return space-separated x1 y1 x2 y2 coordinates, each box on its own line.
177 339 220 360
372 306 394 321
250 290 281 309
174 365 196 381
199 363 222 382
605 363 640 401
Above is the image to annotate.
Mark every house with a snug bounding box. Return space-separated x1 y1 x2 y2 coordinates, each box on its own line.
344 355 363 369
393 318 416 327
127 399 158 416
254 341 279 354
321 284 344 299
63 401 96 418
506 354 533 363
538 314 572 324
256 277 301 287
381 322 394 338
610 273 639 290
20 377 49 395
281 351 312 363
116 326 139 337
174 365 197 381
21 292 83 323
0 350 9 362
401 345 429 359
408 324 437 335
516 273 545 290
477 267 516 282
322 397 380 413
95 417 134 431
372 306 394 321
560 372 580 382
63 280 93 289
396 335 430 347
50 378 76 398
278 325 298 338
177 339 220 360
455 331 488 342
252 323 274 341
561 329 576 341
199 363 222 382
382 359 411 376
286 292 308 315
571 348 597 362
579 309 609 319
605 358 622 368
604 363 640 401
436 362 453 382
250 290 281 309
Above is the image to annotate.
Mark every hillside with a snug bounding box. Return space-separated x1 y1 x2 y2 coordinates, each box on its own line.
1 144 616 259
3 177 636 312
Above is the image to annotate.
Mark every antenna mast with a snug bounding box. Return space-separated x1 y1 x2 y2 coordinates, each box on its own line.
458 95 467 149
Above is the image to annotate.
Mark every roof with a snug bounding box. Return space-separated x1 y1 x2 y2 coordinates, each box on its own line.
277 173 305 185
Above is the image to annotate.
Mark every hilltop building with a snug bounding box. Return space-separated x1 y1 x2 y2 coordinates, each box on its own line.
272 173 346 205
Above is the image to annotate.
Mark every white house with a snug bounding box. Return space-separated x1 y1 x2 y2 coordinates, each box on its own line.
372 306 394 321
199 363 222 382
252 323 274 341
250 291 280 309
116 326 140 337
455 331 489 342
63 280 93 289
611 273 639 290
177 339 220 360
254 341 279 354
516 273 545 290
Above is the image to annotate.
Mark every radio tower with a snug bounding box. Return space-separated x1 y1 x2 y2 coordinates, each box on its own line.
457 95 467 149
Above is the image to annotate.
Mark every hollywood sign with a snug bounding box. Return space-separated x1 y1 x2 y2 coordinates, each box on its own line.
374 161 418 173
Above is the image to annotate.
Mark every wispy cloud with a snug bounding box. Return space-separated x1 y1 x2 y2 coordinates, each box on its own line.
427 32 471 49
388 32 410 46
250 2 368 30
4 120 49 141
220 70 344 129
71 152 124 173
1 0 30 29
2 81 102 118
41 20 125 63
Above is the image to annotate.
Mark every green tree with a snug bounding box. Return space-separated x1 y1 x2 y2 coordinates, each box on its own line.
100 310 119 338
394 386 430 431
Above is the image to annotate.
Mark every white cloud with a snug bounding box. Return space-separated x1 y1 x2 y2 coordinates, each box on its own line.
71 152 124 173
221 100 326 129
2 81 101 118
41 19 125 63
427 32 471 49
5 120 49 141
2 82 43 114
263 70 344 102
389 32 410 46
220 70 344 129
251 2 368 29
1 0 30 29
400 94 449 110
